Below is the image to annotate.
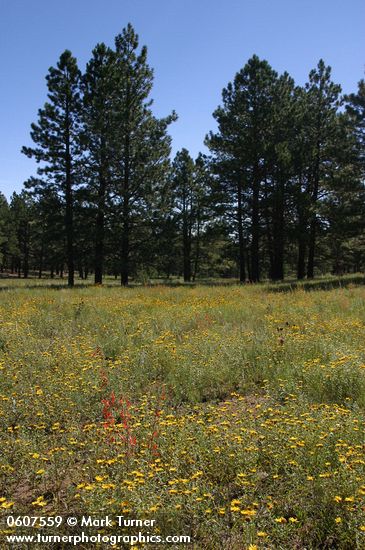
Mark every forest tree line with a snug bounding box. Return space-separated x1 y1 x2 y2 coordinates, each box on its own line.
1 24 364 285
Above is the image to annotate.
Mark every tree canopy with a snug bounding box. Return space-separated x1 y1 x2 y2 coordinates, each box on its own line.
1 28 363 283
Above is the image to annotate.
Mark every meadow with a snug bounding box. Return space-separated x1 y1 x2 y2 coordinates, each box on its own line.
1 277 365 549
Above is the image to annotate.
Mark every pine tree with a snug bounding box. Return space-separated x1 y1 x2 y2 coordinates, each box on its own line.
304 60 341 278
171 149 195 282
32 187 64 278
9 192 34 278
346 78 365 164
323 106 365 274
206 55 278 282
289 86 313 279
192 153 211 280
22 50 82 287
346 78 365 206
82 43 115 284
0 193 9 271
264 72 296 280
110 24 176 285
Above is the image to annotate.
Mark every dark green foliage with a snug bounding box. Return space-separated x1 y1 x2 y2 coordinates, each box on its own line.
8 33 363 283
0 193 9 269
346 78 365 165
206 56 290 282
206 56 363 282
110 24 176 285
82 42 115 284
22 50 82 287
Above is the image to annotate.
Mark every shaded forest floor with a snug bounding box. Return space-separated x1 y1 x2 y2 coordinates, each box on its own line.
1 271 365 291
1 279 365 548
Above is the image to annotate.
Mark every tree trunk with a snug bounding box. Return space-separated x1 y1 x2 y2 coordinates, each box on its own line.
65 99 74 288
237 182 246 283
263 179 274 280
182 190 191 282
307 111 321 279
296 174 307 280
121 98 131 287
250 165 260 282
246 249 252 282
272 182 285 281
94 164 106 284
121 213 129 286
192 203 201 282
297 231 306 280
183 218 191 282
38 239 44 279
23 223 29 279
307 218 316 279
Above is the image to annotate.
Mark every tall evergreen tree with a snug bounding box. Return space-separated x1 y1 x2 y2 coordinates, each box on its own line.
9 41 365 284
9 192 34 278
304 60 341 278
289 86 313 279
346 77 365 173
192 153 211 280
172 149 195 282
264 72 296 280
0 193 9 271
22 50 82 287
82 43 115 284
206 55 278 282
32 187 65 278
110 24 176 285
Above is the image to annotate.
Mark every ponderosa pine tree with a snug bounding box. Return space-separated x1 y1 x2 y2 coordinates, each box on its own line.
31 187 64 278
346 77 365 173
110 25 176 285
172 149 195 282
304 60 341 278
22 50 82 287
206 55 278 282
82 43 115 284
322 105 365 274
11 41 365 283
192 153 211 281
0 193 9 271
9 192 34 278
289 85 313 279
166 151 211 281
341 78 365 273
264 72 296 280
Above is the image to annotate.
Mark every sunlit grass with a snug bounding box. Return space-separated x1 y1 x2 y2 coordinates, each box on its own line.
1 278 365 548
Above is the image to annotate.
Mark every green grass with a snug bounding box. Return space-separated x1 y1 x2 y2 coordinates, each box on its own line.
1 277 365 548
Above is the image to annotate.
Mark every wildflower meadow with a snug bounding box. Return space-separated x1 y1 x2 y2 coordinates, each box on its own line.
1 278 365 549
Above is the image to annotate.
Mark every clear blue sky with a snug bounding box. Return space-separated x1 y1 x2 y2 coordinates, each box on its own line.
1 0 364 200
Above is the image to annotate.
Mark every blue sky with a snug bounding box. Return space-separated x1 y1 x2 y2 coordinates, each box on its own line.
1 0 364 200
